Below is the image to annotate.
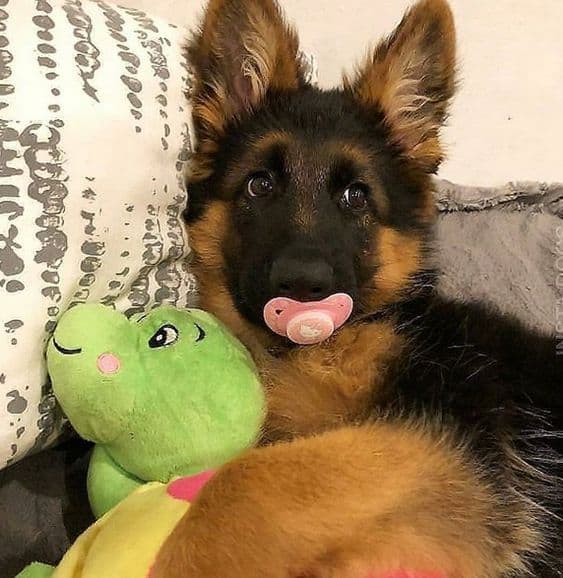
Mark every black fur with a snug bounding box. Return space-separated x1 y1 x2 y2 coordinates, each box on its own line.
186 87 427 231
380 292 563 574
186 86 433 326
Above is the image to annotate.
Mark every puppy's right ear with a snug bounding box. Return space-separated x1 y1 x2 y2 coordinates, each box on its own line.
344 0 456 173
188 0 305 151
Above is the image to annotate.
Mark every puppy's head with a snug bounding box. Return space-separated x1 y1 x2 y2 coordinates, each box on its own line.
185 0 456 340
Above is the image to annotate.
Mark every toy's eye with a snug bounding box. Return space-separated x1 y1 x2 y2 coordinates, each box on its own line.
148 324 179 348
194 323 206 343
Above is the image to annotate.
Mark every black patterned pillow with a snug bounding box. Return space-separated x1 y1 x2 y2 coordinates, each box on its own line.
0 0 197 468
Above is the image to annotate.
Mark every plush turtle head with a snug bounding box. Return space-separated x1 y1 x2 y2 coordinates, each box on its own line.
47 304 265 481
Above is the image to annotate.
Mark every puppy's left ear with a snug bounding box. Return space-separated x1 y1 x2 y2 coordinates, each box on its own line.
345 0 456 173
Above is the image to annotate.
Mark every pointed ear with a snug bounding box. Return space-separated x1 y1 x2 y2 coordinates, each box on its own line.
188 0 305 147
344 0 456 172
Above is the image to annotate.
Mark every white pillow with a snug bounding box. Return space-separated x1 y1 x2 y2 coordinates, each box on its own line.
0 0 196 468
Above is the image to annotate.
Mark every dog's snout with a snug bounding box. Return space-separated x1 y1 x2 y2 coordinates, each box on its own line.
270 255 335 302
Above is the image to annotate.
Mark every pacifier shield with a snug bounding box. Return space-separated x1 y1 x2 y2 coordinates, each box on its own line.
263 293 353 345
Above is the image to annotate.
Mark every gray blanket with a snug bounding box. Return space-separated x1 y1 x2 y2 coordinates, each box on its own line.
435 180 562 335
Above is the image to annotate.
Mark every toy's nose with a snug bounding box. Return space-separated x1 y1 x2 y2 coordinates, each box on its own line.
97 353 121 375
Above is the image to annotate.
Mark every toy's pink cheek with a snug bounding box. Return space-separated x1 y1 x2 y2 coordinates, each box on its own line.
97 353 121 374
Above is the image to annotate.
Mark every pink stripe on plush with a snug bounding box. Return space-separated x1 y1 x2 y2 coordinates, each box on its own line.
167 470 217 502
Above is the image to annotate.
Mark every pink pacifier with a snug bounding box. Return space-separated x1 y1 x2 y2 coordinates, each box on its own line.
263 293 354 345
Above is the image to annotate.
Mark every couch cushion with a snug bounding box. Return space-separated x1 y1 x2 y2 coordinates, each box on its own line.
0 0 196 468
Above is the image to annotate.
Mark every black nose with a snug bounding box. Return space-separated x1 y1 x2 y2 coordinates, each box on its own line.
270 255 335 301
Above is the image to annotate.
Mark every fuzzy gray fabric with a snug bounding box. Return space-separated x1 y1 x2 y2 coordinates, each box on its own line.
434 180 562 335
0 439 92 577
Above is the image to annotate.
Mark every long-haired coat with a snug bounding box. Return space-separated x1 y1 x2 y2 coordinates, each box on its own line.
152 0 562 576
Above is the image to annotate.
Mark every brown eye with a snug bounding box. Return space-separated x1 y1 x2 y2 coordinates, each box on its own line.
339 183 368 211
246 172 274 198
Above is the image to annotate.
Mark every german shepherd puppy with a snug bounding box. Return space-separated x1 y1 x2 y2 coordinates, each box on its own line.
153 0 562 576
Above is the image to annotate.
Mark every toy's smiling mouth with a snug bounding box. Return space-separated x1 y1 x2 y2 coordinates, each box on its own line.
53 338 82 356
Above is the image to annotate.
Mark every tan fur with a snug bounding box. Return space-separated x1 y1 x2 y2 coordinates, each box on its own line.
262 320 403 441
344 0 456 171
153 424 535 578
361 226 425 311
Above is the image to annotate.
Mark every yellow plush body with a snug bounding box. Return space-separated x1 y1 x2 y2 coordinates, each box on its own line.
49 481 189 578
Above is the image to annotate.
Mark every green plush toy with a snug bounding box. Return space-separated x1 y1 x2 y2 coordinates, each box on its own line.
46 303 265 518
14 304 265 578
